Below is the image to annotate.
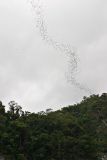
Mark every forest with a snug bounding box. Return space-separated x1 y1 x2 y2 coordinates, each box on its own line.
0 93 107 160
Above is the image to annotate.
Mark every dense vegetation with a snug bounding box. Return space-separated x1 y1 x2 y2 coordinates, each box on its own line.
0 93 107 160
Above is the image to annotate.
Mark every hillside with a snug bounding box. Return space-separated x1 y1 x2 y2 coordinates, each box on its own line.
0 93 107 160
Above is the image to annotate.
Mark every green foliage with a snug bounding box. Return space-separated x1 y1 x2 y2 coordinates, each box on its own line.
0 93 107 159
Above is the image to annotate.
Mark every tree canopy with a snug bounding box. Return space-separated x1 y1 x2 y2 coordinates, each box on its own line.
0 93 107 159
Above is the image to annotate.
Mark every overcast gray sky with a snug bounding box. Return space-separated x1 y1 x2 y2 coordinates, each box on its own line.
0 0 107 112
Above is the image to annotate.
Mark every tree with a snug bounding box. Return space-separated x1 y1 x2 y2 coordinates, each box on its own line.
0 101 5 115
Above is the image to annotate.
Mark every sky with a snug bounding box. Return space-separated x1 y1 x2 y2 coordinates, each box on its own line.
0 0 107 112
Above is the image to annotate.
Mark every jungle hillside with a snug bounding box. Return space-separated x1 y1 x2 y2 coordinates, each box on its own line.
0 93 107 160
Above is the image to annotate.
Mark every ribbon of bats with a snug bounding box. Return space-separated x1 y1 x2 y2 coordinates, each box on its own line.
28 0 92 94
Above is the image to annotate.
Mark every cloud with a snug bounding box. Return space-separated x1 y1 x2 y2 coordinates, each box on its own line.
0 0 107 112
